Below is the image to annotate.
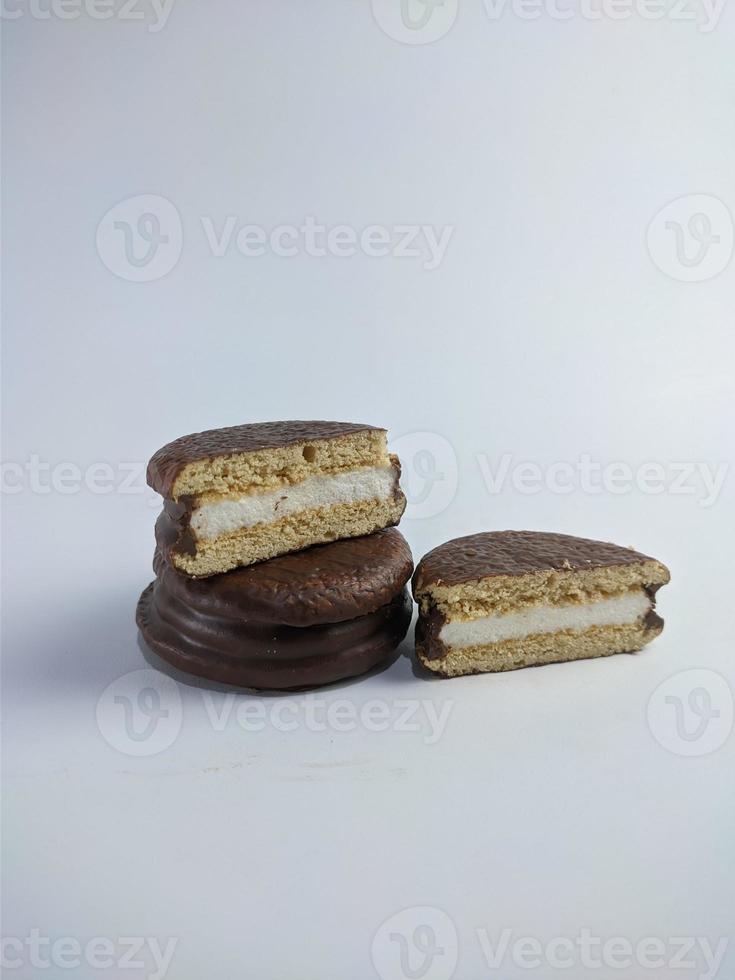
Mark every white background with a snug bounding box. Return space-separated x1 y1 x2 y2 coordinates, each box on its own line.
3 2 735 978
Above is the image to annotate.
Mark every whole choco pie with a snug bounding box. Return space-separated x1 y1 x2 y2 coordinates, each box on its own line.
137 528 414 691
412 531 670 677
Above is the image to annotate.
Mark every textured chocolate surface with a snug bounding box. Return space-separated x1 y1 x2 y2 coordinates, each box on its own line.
151 529 413 626
147 421 383 497
413 531 666 593
136 576 412 692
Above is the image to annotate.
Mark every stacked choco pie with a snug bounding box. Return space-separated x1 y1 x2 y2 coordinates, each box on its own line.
137 421 413 690
138 420 673 686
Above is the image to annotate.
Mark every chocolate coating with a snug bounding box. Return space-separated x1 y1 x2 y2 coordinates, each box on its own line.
137 532 414 690
155 498 197 559
137 578 412 692
147 421 383 497
413 530 666 593
153 529 413 627
415 605 449 662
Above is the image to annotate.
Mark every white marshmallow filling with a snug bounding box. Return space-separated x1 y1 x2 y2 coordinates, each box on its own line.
439 589 652 649
189 465 397 541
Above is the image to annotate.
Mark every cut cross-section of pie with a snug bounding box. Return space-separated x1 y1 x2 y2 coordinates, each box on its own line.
148 421 406 577
412 531 670 677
